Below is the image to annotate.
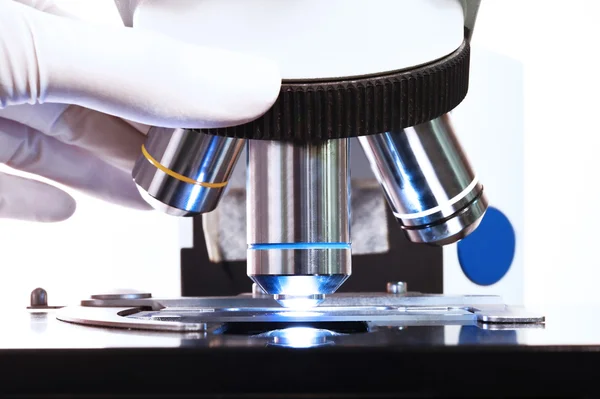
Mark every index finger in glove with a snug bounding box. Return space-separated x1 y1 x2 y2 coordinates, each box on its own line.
0 0 281 128
0 117 151 210
0 103 146 173
0 172 76 222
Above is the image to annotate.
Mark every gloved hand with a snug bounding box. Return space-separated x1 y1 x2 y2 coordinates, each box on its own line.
0 0 281 222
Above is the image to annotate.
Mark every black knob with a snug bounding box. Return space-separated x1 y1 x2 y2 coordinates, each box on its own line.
30 288 48 307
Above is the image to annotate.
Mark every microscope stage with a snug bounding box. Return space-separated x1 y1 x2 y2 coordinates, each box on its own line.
57 292 543 333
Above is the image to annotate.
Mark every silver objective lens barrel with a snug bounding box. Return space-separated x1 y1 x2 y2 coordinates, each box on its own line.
132 127 244 216
358 114 488 245
247 139 351 307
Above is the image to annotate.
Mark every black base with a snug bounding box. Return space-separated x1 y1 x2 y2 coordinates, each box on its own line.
0 328 596 398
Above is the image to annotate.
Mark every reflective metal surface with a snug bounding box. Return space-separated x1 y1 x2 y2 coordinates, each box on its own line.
251 283 267 297
247 139 350 244
79 292 506 310
358 114 487 245
91 292 151 300
132 127 244 216
56 293 544 333
272 294 326 309
247 139 351 303
249 249 351 275
252 275 348 308
386 281 407 295
201 179 389 263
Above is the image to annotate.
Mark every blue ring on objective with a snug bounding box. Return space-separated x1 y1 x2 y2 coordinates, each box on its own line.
249 243 351 250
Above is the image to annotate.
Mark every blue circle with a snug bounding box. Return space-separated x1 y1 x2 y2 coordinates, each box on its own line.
457 206 515 286
458 325 517 345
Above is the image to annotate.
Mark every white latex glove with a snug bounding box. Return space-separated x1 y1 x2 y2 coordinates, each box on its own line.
0 0 281 222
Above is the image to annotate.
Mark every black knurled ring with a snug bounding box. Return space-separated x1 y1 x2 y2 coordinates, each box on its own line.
197 40 470 142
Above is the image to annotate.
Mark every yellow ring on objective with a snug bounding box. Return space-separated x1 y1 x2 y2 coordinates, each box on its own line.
141 145 228 188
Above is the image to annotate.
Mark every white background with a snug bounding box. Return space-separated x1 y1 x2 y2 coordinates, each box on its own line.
471 0 600 308
1 0 599 309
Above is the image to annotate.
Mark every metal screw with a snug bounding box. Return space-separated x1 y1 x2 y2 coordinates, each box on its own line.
30 287 48 307
387 281 407 295
252 283 267 297
27 288 63 310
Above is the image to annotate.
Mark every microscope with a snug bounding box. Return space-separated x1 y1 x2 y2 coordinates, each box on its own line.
51 0 542 328
20 2 600 398
131 0 486 309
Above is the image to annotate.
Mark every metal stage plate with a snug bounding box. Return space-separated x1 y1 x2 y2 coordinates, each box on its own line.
57 292 544 333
